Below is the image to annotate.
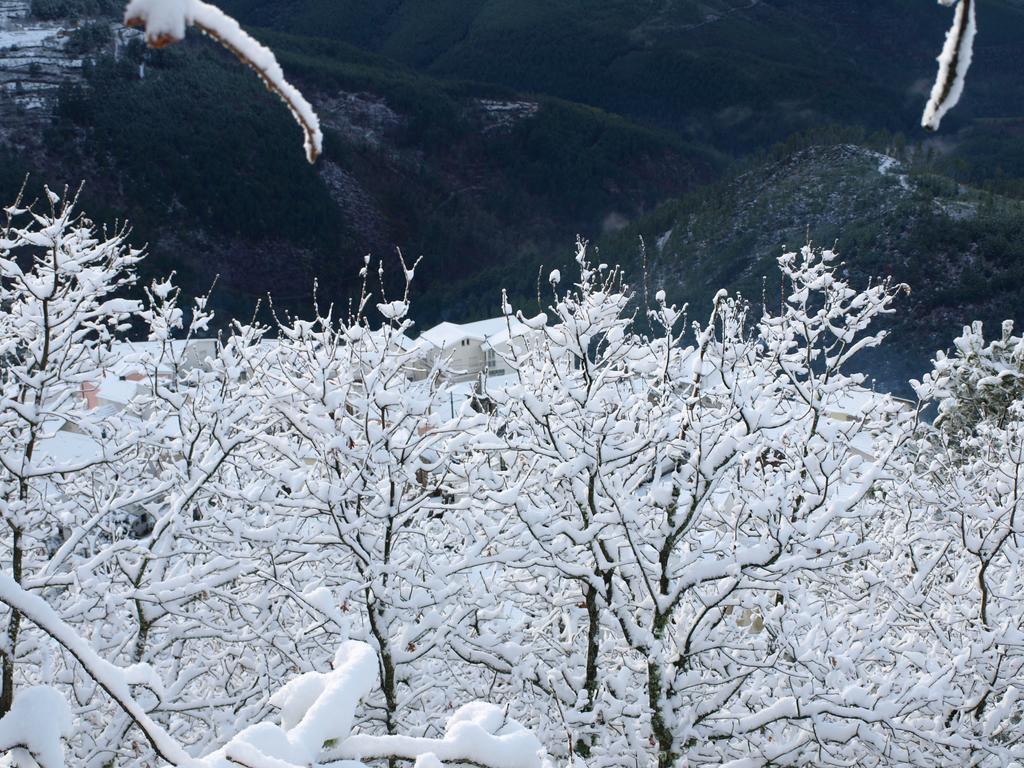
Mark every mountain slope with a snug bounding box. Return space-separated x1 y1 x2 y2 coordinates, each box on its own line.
0 0 1022 393
600 143 1024 390
0 24 715 323
214 0 1024 150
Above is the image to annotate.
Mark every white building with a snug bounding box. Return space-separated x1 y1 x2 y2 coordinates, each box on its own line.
412 317 528 384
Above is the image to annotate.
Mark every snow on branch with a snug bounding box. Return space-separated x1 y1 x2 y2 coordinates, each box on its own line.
123 0 323 163
0 687 72 768
329 702 549 768
0 571 554 768
922 0 976 131
0 573 191 766
187 642 553 768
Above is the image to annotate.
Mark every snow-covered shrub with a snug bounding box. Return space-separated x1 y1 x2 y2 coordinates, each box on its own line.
0 186 142 726
239 257 499 741
917 320 1024 439
870 336 1024 766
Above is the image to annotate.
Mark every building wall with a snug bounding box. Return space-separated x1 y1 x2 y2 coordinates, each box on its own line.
486 337 529 378
438 341 486 382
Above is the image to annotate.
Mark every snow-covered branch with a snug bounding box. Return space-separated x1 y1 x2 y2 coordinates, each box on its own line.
0 572 189 765
922 0 977 131
123 0 322 162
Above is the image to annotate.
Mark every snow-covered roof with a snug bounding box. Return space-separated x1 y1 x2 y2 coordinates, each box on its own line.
33 429 103 468
110 339 217 357
391 332 418 352
482 322 529 351
417 317 527 350
0 24 63 50
106 339 217 374
90 404 123 421
97 375 139 405
823 386 914 419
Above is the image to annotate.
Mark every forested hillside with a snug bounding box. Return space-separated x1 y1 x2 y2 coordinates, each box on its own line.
214 0 1024 148
1 24 711 321
600 141 1024 392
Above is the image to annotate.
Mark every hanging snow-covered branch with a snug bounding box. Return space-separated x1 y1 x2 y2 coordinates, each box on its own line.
922 0 977 131
123 0 323 163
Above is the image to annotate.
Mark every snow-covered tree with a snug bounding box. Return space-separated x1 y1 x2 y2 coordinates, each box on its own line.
919 320 1024 439
865 323 1024 767
482 243 923 767
0 198 288 766
242 258 513 743
0 186 142 722
75 282 290 767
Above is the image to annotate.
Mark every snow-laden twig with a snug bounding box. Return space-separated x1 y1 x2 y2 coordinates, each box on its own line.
922 0 977 131
123 0 322 162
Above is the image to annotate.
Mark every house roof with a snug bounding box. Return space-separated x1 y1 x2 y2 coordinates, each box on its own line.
107 339 218 375
390 332 418 352
33 430 104 468
482 323 529 351
417 317 528 350
97 375 139 405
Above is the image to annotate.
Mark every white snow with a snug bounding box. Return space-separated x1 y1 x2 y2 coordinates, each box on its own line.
656 228 673 252
96 375 139 406
377 300 409 321
194 642 378 767
0 687 72 767
0 25 59 48
334 701 547 768
33 429 104 467
875 153 911 191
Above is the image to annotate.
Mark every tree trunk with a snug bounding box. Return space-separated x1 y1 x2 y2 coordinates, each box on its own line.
0 527 22 716
575 582 601 758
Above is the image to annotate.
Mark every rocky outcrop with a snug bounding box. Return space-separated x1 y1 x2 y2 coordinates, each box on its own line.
317 91 401 148
0 0 134 142
471 99 539 133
